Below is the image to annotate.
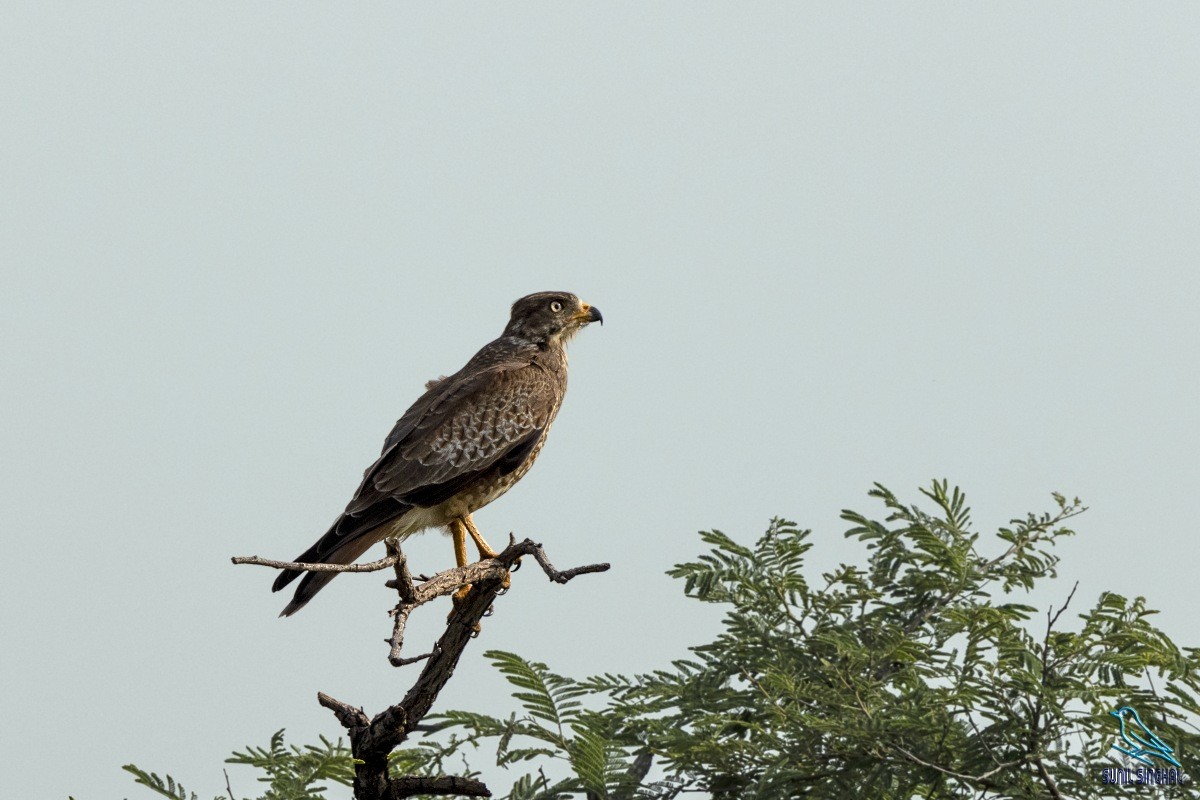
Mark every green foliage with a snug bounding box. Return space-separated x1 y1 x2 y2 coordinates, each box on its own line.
436 482 1200 798
126 730 357 800
430 651 655 799
126 734 352 800
224 729 354 798
122 765 209 800
125 482 1200 799
124 726 477 800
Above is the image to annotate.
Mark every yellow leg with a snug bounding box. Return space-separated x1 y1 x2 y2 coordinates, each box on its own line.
463 514 512 589
449 517 484 633
451 518 471 602
463 514 498 559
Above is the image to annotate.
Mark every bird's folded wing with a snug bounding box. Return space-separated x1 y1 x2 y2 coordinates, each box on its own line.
344 361 557 514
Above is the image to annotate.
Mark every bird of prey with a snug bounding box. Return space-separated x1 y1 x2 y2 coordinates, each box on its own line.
273 291 602 617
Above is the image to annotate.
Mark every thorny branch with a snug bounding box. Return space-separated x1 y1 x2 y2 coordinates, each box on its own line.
233 535 609 800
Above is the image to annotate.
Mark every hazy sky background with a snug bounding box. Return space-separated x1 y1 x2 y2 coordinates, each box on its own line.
3 4 1199 798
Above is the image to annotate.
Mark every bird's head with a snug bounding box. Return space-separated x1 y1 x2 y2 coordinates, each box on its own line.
504 291 603 347
1111 707 1138 725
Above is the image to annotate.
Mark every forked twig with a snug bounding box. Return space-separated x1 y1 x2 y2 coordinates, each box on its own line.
234 534 609 800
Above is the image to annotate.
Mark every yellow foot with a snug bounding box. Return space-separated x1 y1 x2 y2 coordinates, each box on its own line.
448 587 482 634
445 515 512 630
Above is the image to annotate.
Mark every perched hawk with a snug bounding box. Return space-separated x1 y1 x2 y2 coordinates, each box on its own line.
273 291 603 616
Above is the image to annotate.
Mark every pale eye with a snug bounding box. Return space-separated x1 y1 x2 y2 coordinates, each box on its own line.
550 301 563 312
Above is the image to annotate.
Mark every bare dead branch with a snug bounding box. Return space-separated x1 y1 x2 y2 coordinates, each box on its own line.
383 540 420 663
386 775 491 798
1046 581 1079 638
385 539 417 602
391 651 433 667
381 537 610 666
278 536 610 800
231 553 399 573
317 692 370 729
387 606 417 665
1034 757 1065 800
528 543 609 583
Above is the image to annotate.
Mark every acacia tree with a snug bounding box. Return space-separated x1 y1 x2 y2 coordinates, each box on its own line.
127 482 1200 799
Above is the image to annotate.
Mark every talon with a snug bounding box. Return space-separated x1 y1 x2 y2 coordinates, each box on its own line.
510 558 522 573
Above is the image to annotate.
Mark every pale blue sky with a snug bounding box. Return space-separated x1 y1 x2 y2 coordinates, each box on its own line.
2 4 1199 798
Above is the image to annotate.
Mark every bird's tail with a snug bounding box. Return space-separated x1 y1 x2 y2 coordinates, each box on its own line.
273 498 412 616
273 531 379 617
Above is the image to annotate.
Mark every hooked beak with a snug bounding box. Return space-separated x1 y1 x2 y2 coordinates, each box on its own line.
579 302 603 326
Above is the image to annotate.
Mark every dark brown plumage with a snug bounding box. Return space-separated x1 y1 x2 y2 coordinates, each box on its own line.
273 291 602 616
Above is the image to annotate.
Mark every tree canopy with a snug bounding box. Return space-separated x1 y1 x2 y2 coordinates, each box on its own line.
125 482 1200 799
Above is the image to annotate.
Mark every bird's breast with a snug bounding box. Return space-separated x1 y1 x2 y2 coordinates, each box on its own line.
460 426 553 514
